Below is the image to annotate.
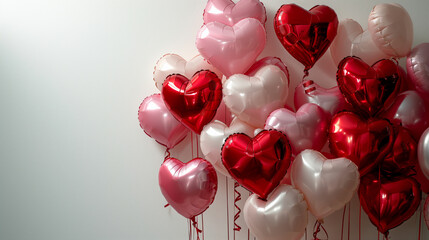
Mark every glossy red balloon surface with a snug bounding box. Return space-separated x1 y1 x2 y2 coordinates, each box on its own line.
222 130 292 199
162 71 222 134
359 173 421 235
274 4 338 71
159 157 218 219
381 126 417 175
329 111 394 176
337 57 402 117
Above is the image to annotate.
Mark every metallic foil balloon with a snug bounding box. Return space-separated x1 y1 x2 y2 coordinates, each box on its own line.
223 65 289 128
368 3 413 58
162 70 222 134
407 43 429 95
274 4 338 72
244 185 308 240
294 80 349 117
200 117 255 177
245 56 290 85
222 130 292 199
265 103 329 155
153 54 222 91
359 172 421 235
380 90 429 140
329 111 394 176
138 94 189 148
382 126 417 176
418 128 429 180
196 18 266 77
158 157 218 219
291 150 359 220
425 197 429 230
337 57 402 117
330 19 389 66
203 0 266 26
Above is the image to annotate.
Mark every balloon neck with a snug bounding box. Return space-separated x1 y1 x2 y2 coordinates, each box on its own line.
303 80 316 94
313 220 328 240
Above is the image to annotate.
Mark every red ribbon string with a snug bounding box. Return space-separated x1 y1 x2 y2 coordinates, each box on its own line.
313 220 328 240
191 217 202 240
348 204 351 240
164 148 171 161
341 206 346 240
359 204 362 240
164 203 170 208
233 181 242 238
226 177 230 240
418 203 422 240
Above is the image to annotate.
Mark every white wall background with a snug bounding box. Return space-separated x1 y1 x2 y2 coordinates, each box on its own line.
0 0 428 239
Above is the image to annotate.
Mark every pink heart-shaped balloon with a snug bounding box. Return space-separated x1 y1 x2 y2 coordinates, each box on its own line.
203 0 266 26
380 90 429 140
294 80 350 117
158 157 218 219
153 54 222 91
196 18 266 77
138 94 189 148
245 57 290 85
265 103 329 155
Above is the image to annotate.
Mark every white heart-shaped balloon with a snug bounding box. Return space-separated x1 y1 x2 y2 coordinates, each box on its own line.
223 65 289 128
200 117 255 177
330 19 389 66
153 54 222 91
244 185 308 240
368 3 413 58
291 150 360 220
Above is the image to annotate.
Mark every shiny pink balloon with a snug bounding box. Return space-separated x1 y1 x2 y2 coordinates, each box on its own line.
265 103 329 155
294 80 349 117
407 43 429 95
380 90 429 140
196 18 266 77
158 157 218 219
138 94 189 148
203 0 266 26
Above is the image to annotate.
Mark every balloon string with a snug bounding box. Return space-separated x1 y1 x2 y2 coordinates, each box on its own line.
191 217 202 240
164 148 171 161
196 134 199 158
303 70 309 81
359 204 361 240
313 220 328 239
418 202 422 240
247 190 251 240
341 206 346 240
191 132 194 158
305 228 307 240
348 203 351 240
226 176 230 240
201 214 205 240
164 203 169 208
189 219 192 240
233 182 242 236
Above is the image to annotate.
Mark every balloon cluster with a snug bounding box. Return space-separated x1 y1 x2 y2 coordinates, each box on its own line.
138 0 429 239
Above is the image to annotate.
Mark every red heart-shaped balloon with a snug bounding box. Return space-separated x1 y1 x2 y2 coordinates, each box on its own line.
359 172 421 235
337 57 402 117
222 130 292 199
162 70 222 134
158 157 218 219
274 4 338 71
329 111 394 176
381 126 417 176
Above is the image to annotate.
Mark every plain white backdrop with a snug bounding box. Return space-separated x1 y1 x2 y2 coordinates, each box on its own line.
0 0 428 239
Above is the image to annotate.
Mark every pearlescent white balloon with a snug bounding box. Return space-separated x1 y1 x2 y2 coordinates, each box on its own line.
200 117 255 177
418 128 429 180
244 185 308 240
153 54 222 91
368 3 413 57
291 150 360 220
330 19 389 66
223 65 289 128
